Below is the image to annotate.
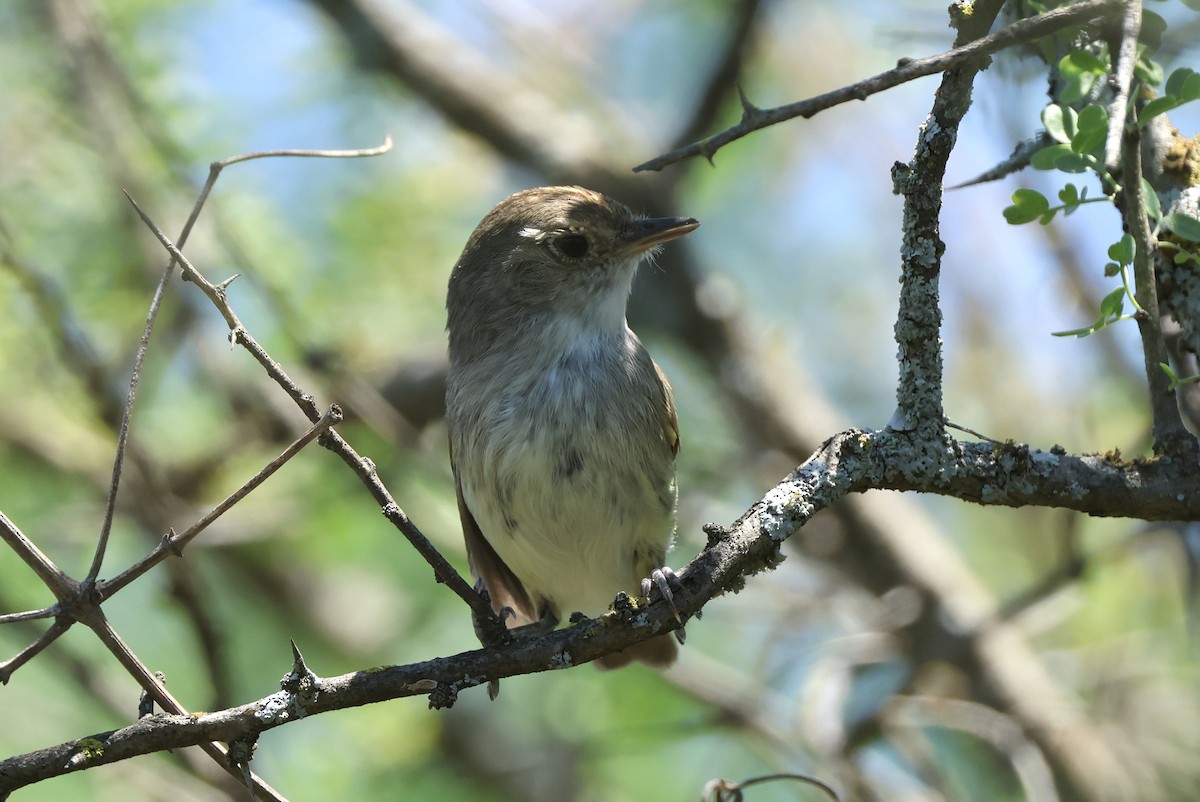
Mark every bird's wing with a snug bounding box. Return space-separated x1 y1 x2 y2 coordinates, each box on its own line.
451 448 540 627
655 360 680 458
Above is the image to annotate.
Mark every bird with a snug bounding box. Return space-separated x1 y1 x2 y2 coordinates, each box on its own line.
445 185 698 669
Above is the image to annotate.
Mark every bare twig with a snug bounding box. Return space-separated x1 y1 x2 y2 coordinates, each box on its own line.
0 510 75 598
122 193 495 625
216 139 394 168
85 245 173 587
84 137 394 589
634 0 1123 172
187 139 394 257
0 619 72 685
702 772 840 802
669 0 764 152
99 406 344 599
0 588 228 796
0 604 60 626
83 613 287 802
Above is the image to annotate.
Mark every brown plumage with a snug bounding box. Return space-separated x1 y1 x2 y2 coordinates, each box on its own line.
445 186 697 669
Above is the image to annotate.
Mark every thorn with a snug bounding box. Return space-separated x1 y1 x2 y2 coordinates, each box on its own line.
216 273 241 291
289 638 308 676
227 736 258 795
736 84 760 119
282 638 317 693
138 671 167 719
240 762 254 797
162 528 184 557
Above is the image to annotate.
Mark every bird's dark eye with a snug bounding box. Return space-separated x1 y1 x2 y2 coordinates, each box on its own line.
554 234 590 259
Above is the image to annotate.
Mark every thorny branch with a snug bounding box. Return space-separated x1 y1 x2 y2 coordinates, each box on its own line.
4 423 1198 791
1 138 393 800
121 192 497 629
87 137 393 593
99 406 345 599
634 0 1124 172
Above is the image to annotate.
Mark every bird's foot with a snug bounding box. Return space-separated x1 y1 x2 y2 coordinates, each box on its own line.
641 567 686 645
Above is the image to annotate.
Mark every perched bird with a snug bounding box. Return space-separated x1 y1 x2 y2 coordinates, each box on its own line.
446 186 698 669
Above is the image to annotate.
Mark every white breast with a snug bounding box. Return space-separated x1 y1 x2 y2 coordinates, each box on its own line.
451 319 677 620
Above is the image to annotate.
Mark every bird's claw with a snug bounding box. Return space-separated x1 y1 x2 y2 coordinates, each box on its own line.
641 567 685 644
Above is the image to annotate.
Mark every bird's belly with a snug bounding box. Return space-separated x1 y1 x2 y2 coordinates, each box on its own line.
462 426 675 620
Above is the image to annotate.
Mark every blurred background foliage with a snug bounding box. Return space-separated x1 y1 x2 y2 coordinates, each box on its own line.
1 1 1199 800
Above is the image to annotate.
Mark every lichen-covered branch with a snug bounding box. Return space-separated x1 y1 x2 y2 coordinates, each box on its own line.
3 421 1195 791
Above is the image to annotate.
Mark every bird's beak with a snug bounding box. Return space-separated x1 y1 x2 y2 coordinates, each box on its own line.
621 216 700 255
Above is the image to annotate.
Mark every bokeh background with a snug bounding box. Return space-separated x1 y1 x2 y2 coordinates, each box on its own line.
2 1 1199 800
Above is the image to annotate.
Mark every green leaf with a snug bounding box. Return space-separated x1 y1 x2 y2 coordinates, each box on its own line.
1042 104 1069 143
1031 143 1071 170
1058 51 1108 104
1058 184 1080 205
1163 211 1200 242
1141 178 1162 222
1165 67 1196 99
1070 123 1106 155
1063 50 1108 74
1030 143 1092 173
1076 104 1108 133
1003 189 1050 224
1139 11 1167 51
1138 96 1179 125
1053 318 1110 338
1053 286 1129 337
1053 151 1093 174
1104 262 1120 277
1062 106 1079 141
1135 57 1165 87
1182 72 1200 103
1099 286 1125 318
1107 234 1134 266
1071 107 1108 155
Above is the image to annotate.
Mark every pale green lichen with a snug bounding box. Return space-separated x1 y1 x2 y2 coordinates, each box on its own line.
78 738 105 759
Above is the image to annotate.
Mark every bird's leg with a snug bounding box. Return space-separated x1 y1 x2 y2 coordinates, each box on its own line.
471 584 510 648
472 591 557 644
473 595 558 701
